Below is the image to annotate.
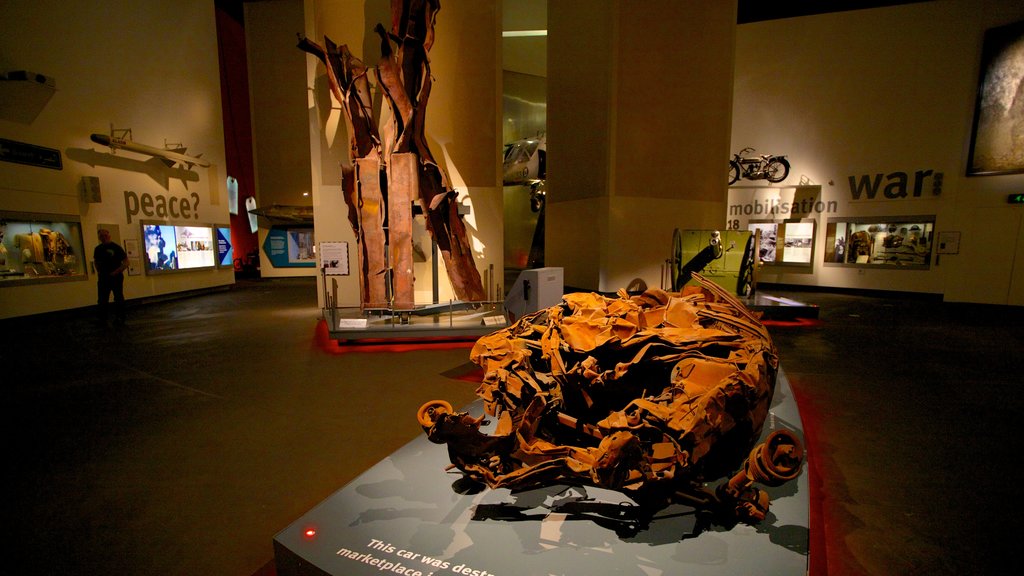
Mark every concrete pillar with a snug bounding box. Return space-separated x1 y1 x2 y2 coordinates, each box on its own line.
546 0 736 292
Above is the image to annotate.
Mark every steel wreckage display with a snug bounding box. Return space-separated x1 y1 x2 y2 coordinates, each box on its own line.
417 273 804 532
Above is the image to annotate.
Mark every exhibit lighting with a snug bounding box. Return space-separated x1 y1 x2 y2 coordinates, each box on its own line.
502 29 547 37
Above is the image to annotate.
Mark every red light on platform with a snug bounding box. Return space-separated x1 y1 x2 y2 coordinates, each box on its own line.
303 528 317 539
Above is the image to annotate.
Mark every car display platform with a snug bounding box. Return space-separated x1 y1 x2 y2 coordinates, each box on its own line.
273 369 810 576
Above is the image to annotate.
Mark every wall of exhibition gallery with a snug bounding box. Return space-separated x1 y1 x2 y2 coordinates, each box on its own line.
729 0 1024 305
538 0 1024 305
3 0 1023 321
0 0 233 319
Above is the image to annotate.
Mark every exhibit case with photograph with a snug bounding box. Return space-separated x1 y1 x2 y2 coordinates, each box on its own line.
141 221 216 274
824 216 934 268
0 211 88 285
749 219 816 267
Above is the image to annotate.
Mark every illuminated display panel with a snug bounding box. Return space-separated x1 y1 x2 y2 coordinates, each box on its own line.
141 222 215 274
175 226 215 269
748 219 815 267
216 227 233 267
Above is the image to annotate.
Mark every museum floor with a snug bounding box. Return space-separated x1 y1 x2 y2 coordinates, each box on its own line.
6 277 1022 576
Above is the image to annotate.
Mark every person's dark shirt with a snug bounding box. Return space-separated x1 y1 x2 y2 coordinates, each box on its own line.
94 242 127 277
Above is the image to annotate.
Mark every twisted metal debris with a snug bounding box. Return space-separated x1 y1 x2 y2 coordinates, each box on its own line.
418 273 803 526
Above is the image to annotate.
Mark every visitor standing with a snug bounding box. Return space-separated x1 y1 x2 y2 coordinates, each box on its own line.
94 228 128 325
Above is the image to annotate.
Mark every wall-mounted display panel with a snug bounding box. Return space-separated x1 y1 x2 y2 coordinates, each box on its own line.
215 226 233 268
748 219 817 267
263 226 315 268
747 222 778 263
0 211 87 286
824 216 934 269
780 220 815 265
141 221 215 274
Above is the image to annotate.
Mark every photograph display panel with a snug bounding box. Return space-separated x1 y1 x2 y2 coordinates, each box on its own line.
748 219 815 267
288 229 315 264
748 222 778 263
782 221 814 264
142 222 216 274
824 216 934 268
176 226 215 269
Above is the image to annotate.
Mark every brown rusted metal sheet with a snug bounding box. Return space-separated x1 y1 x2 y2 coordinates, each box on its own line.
417 274 803 527
387 153 417 310
298 37 380 160
355 158 388 309
375 0 485 304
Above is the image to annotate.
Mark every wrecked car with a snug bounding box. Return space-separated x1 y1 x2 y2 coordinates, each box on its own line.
417 273 803 529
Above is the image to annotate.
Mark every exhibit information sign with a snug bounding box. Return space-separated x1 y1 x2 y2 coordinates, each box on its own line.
320 241 350 276
264 227 316 268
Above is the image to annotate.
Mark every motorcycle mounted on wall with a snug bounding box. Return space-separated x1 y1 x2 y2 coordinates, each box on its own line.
728 147 790 185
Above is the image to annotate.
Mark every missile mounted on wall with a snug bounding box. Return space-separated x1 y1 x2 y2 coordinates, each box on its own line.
89 127 210 170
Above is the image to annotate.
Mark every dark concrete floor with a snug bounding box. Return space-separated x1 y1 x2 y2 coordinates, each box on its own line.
6 278 1022 575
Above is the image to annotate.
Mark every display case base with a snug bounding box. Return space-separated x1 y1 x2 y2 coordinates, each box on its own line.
274 369 810 576
325 303 508 342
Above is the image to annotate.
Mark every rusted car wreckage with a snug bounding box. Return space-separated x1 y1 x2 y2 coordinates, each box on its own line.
418 274 804 533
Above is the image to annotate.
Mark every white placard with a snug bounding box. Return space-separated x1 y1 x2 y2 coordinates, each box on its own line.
937 231 960 254
337 318 368 329
320 241 350 275
483 315 507 326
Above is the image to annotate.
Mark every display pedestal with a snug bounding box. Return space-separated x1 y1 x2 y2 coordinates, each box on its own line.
274 369 810 576
325 303 508 342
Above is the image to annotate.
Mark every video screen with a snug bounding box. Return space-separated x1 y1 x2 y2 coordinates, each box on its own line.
142 223 215 272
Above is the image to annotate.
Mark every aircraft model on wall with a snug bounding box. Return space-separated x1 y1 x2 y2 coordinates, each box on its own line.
89 127 210 170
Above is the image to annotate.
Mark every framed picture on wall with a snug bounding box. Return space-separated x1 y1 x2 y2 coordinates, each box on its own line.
966 20 1024 176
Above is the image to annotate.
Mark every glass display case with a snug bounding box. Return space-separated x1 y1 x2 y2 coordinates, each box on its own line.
0 211 88 285
824 216 934 269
